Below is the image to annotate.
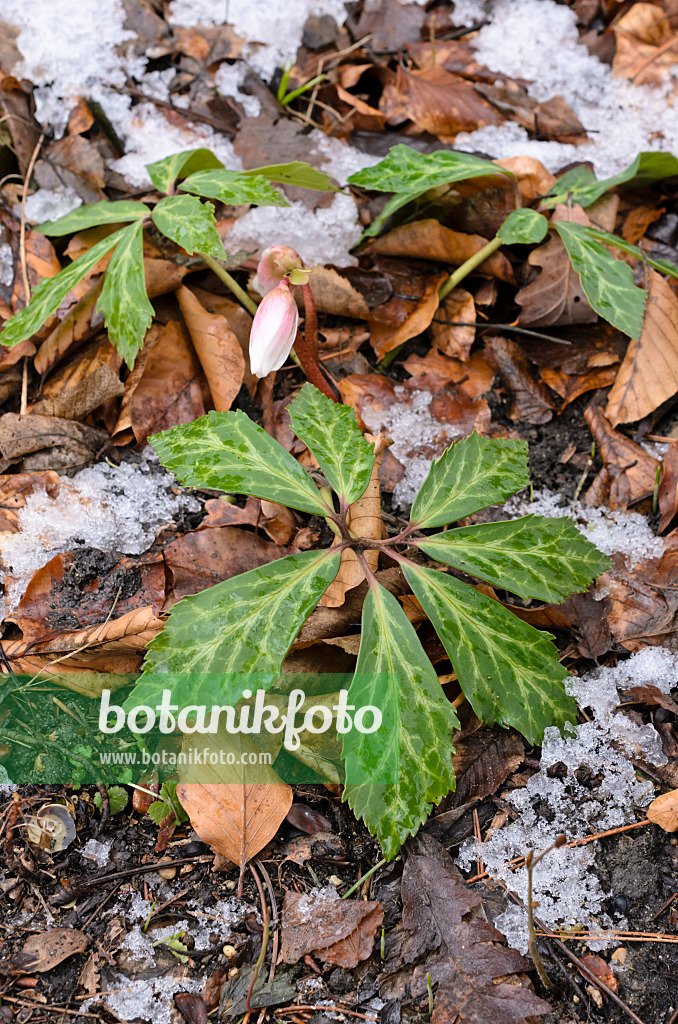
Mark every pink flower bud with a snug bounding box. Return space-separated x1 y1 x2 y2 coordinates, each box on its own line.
252 244 303 296
249 277 299 377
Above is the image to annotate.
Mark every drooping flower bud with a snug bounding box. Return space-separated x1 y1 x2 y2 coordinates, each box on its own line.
252 244 303 296
249 277 299 377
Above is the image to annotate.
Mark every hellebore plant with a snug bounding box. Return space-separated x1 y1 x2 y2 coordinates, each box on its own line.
125 384 610 858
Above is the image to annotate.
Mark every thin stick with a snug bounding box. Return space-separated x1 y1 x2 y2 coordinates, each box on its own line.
341 856 389 900
199 252 259 317
18 129 44 417
245 860 269 1015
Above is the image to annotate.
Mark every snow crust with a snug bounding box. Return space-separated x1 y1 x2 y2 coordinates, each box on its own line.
23 189 83 225
81 836 112 866
0 244 14 287
0 459 198 614
215 62 262 118
456 0 678 177
458 646 678 952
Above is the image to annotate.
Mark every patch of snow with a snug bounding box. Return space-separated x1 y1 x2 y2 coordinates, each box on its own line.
167 0 348 80
505 488 665 568
119 924 155 963
0 458 199 614
311 133 381 187
450 0 486 25
87 973 203 1024
455 0 678 177
292 885 340 923
0 244 14 288
22 189 83 225
226 191 363 268
215 62 261 118
359 387 467 506
0 0 135 137
458 647 677 952
81 837 112 866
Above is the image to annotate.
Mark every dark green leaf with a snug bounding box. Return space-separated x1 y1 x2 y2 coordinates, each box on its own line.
497 209 549 245
36 200 149 237
347 144 512 194
145 148 224 194
543 152 678 209
0 229 125 349
553 220 646 338
583 226 678 280
96 220 153 369
151 194 227 261
343 583 458 860
151 410 331 517
94 785 128 815
403 564 577 745
180 168 289 207
130 550 341 709
418 514 611 602
244 161 338 192
288 383 374 504
410 432 529 529
149 782 189 825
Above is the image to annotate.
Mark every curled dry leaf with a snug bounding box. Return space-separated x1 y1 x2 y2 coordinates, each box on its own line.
280 891 383 969
584 405 659 508
659 442 678 532
451 727 524 807
476 81 586 142
10 231 61 314
368 219 514 283
495 156 556 203
430 288 476 360
393 64 502 137
368 270 447 359
176 285 245 412
164 526 289 603
485 335 555 425
647 788 678 832
602 533 678 651
579 955 619 994
9 929 89 974
321 432 391 608
307 266 370 319
403 349 494 398
0 412 109 473
605 270 678 426
31 339 124 421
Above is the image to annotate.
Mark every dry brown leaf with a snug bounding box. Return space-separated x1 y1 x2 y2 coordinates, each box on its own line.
129 320 212 444
393 64 502 137
189 286 256 397
486 335 555 424
625 684 678 715
451 728 524 807
280 891 383 968
368 219 514 283
584 405 659 508
403 349 494 398
659 442 678 532
605 270 678 426
495 156 556 203
9 929 88 974
31 339 124 420
540 363 619 407
368 272 447 359
516 208 598 326
430 289 475 360
34 278 105 375
307 266 370 319
10 231 61 314
1 605 164 676
602 532 678 650
476 81 586 142
579 955 619 994
35 135 105 204
176 285 245 412
622 205 665 245
0 338 35 371
164 527 288 603
613 3 678 84
176 782 293 872
67 98 95 136
0 412 109 473
647 788 678 832
0 471 60 532
321 433 391 608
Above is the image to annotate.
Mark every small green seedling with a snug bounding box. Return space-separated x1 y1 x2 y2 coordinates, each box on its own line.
124 383 610 858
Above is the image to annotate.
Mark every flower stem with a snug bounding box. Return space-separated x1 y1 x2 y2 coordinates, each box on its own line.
199 252 259 317
438 235 503 301
295 283 339 401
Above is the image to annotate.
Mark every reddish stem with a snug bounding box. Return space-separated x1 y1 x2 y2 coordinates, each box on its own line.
296 283 339 402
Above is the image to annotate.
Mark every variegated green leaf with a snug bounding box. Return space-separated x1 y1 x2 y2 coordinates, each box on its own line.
410 432 529 529
0 229 125 349
247 161 338 192
343 583 459 860
543 152 678 209
418 515 611 603
403 563 577 745
151 410 331 517
583 226 678 281
151 194 228 261
126 549 341 712
347 144 511 193
36 200 149 237
180 168 288 207
145 148 224 193
288 383 374 504
553 220 646 339
497 209 548 245
96 221 153 369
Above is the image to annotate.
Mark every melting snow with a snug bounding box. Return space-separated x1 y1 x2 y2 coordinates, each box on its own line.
456 0 678 177
81 837 112 866
0 458 198 614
